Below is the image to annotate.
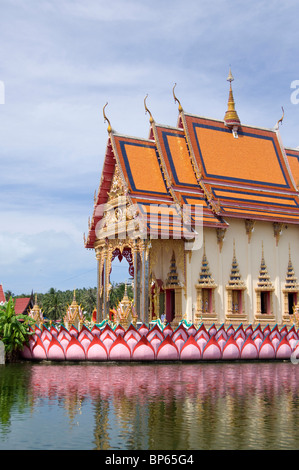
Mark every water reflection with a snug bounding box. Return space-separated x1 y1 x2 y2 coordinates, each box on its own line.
1 362 299 449
0 364 32 433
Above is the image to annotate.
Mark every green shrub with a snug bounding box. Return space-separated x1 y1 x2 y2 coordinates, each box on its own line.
0 297 34 361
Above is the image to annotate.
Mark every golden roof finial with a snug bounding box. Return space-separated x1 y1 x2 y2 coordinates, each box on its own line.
227 67 234 83
276 106 284 128
224 67 241 133
103 102 112 133
144 94 154 123
173 83 183 112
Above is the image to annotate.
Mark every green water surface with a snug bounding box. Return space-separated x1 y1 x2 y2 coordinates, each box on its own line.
0 361 298 450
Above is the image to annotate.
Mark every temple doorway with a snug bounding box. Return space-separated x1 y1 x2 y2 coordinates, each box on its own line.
165 289 175 323
288 292 297 315
151 279 165 321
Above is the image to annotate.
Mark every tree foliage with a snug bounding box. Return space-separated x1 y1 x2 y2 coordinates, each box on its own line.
36 287 97 321
13 283 133 322
109 282 133 309
0 297 34 360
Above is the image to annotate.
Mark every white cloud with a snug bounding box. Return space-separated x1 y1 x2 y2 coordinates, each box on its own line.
1 0 299 294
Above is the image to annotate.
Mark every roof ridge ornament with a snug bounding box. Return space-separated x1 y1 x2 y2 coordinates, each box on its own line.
275 106 284 129
224 67 241 138
144 94 154 123
103 102 112 133
172 83 183 112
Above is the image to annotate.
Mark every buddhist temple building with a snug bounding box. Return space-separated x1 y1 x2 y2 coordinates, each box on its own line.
85 71 299 328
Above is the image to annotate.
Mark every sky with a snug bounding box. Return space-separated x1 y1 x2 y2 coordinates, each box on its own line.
1 0 299 295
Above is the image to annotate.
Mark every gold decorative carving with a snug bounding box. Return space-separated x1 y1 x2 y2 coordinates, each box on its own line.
103 102 112 133
172 83 183 113
149 239 185 286
64 290 85 330
216 228 226 252
28 294 44 328
255 243 274 291
273 222 283 246
245 219 255 243
108 164 126 200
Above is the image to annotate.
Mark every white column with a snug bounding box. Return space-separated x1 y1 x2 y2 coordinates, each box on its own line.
185 251 193 323
274 242 281 324
218 247 224 324
247 239 254 324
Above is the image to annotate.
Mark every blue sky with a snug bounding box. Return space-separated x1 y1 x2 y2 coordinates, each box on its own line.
1 0 299 295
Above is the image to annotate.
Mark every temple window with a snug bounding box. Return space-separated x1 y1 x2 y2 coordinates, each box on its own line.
282 246 299 323
164 251 183 327
225 241 247 323
260 291 271 314
195 243 217 326
255 243 275 323
201 288 213 313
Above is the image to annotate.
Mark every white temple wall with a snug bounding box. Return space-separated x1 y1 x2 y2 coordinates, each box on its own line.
185 218 299 324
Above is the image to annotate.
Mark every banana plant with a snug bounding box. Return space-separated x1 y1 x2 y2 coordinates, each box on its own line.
0 297 34 360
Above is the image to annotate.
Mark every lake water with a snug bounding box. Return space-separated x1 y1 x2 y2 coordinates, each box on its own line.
0 361 298 450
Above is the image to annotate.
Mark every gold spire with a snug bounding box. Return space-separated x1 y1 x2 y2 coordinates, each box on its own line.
257 242 274 290
224 68 241 133
123 282 129 301
166 251 180 287
72 289 78 305
226 240 245 288
103 102 112 133
32 293 40 315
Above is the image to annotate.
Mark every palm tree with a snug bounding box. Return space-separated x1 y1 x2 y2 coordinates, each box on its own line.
42 288 63 321
83 288 97 316
109 282 133 308
4 290 13 300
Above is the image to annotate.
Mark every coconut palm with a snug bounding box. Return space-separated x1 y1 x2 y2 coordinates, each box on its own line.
42 288 63 321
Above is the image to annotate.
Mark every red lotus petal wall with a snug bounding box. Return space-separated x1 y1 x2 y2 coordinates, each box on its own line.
21 322 299 362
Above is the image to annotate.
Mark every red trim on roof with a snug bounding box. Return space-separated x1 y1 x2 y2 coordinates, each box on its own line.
85 138 116 248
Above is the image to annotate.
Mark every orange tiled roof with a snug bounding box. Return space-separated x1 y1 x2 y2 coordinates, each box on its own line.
113 134 170 197
85 102 299 249
286 147 299 188
184 115 295 189
180 114 299 224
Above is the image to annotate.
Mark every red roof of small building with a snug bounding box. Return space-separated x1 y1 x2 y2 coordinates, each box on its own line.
14 297 32 315
0 284 6 303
